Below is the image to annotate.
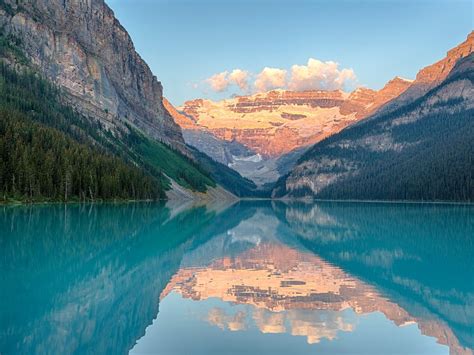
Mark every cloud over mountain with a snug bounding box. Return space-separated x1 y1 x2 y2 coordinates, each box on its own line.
206 71 231 92
203 58 356 94
205 69 250 92
289 58 356 91
229 69 250 90
254 67 288 92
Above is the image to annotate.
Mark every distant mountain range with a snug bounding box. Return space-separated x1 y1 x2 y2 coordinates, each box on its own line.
166 78 413 185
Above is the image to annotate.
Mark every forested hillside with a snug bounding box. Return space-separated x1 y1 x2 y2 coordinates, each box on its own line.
0 37 217 202
313 108 472 201
0 109 165 201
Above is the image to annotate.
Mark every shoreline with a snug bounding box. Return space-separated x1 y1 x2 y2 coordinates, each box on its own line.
2 197 472 206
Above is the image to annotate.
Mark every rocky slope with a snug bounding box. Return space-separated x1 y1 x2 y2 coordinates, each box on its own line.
274 45 474 201
173 79 412 158
165 97 304 186
164 97 255 165
0 0 185 152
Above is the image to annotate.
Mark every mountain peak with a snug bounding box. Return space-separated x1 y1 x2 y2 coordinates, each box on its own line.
392 76 413 83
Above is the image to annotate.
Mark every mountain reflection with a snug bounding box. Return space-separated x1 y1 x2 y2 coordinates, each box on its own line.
157 201 473 355
1 201 473 355
163 242 388 345
0 201 240 354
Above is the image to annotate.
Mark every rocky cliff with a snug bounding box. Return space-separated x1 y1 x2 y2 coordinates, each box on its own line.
171 78 412 158
164 97 256 167
0 0 186 151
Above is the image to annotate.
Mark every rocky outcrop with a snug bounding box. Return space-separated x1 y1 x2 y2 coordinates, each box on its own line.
0 0 186 151
344 77 413 117
163 97 197 130
416 32 473 84
171 79 412 158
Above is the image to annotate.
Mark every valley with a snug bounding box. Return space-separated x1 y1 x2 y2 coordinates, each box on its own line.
0 0 472 202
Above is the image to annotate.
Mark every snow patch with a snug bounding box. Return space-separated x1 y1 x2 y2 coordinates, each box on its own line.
232 154 263 163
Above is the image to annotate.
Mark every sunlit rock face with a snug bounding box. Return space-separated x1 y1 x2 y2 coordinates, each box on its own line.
170 80 411 158
417 32 473 83
380 31 473 112
0 0 186 151
161 242 469 353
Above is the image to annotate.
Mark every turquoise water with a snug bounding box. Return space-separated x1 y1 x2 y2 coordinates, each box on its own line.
1 201 473 354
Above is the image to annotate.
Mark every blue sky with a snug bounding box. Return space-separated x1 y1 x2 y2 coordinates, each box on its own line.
106 0 473 105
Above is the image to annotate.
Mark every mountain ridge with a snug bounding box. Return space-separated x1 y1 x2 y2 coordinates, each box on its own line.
377 31 473 114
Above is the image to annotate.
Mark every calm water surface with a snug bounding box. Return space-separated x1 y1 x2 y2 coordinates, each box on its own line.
1 201 473 354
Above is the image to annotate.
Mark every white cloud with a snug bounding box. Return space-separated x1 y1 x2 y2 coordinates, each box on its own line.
204 58 356 94
288 58 356 91
229 69 250 91
206 71 230 92
205 69 250 92
254 67 287 92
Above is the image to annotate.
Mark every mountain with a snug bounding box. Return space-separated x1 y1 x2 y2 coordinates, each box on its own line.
162 97 267 196
0 65 165 201
187 147 270 198
0 0 238 201
0 0 185 152
173 80 412 158
163 97 256 164
167 33 473 190
273 37 473 201
166 75 412 186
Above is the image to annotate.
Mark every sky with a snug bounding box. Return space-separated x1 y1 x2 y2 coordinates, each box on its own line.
105 0 473 105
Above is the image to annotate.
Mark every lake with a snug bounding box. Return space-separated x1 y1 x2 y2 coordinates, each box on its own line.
1 201 473 354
